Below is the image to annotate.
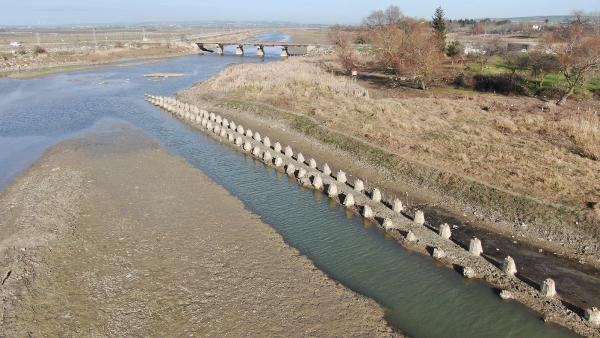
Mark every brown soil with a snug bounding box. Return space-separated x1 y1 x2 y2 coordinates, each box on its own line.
0 121 394 336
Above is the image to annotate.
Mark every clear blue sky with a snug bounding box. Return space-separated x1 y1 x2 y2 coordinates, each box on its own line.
0 0 598 26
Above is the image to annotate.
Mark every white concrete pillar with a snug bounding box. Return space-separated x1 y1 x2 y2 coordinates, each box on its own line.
327 184 338 197
371 188 382 202
254 132 261 142
336 171 347 184
274 142 282 153
237 125 245 134
354 179 364 193
263 136 271 148
297 168 307 179
235 136 243 146
433 247 446 259
206 121 213 130
216 44 224 55
469 237 483 256
274 156 283 167
323 163 331 176
263 151 272 163
362 205 374 219
393 198 404 213
502 256 517 276
309 158 317 169
235 44 244 56
541 278 557 298
312 175 323 190
344 194 355 207
220 129 227 137
383 218 395 230
406 230 417 242
280 46 289 57
286 164 296 176
585 308 600 326
256 45 265 57
414 210 425 225
252 146 261 156
230 121 237 131
201 118 208 127
228 133 235 142
439 223 451 239
243 141 252 152
245 129 253 138
297 153 305 164
284 145 293 158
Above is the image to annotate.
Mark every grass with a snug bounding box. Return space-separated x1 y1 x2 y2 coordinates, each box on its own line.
183 57 600 238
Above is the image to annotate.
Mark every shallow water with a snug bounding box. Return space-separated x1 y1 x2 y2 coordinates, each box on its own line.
0 35 579 337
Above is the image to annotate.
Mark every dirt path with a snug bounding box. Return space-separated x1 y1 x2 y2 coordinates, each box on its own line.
0 121 393 336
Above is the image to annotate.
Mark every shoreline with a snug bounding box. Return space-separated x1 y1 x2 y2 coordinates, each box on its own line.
157 93 600 335
0 121 394 336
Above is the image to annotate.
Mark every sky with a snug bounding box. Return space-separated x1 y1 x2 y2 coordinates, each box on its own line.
0 0 598 26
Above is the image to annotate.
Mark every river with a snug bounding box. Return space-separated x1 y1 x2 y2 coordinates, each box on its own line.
0 33 579 337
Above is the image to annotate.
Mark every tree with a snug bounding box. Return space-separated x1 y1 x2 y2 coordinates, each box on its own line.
546 17 600 104
366 16 444 89
329 27 356 74
473 21 486 35
431 6 448 51
363 5 403 27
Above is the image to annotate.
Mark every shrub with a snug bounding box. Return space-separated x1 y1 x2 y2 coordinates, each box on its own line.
114 42 125 48
473 74 528 95
33 46 47 55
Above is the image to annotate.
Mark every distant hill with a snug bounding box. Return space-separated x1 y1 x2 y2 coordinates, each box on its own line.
502 15 573 23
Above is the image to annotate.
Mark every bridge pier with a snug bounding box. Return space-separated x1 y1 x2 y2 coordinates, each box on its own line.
216 44 224 55
256 45 265 57
235 44 244 56
280 46 289 57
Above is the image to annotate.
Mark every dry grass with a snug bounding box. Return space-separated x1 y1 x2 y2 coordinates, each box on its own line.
189 58 600 225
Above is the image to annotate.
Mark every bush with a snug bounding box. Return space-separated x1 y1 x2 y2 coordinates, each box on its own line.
33 46 47 55
473 74 528 95
114 42 125 48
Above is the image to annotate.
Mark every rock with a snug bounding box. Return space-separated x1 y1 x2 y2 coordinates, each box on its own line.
392 198 403 213
414 210 425 225
469 237 483 256
432 247 445 259
499 290 513 300
371 188 382 202
297 153 305 164
337 170 347 184
405 230 417 242
323 163 331 176
541 278 556 298
502 256 517 276
439 223 451 239
585 307 600 326
354 179 364 193
344 194 355 208
309 158 317 169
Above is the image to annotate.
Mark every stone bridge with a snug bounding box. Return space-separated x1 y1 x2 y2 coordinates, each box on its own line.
195 42 319 57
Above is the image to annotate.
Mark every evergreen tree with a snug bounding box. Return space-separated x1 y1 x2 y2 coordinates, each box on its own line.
432 6 448 51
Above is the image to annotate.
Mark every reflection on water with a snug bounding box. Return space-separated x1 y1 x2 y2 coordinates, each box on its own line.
0 34 579 338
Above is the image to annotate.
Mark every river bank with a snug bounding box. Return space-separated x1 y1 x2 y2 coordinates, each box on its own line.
0 121 393 336
0 29 264 79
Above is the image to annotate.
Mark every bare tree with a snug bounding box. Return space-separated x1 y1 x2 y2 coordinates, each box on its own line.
363 5 403 27
546 16 600 104
367 17 444 89
329 27 356 74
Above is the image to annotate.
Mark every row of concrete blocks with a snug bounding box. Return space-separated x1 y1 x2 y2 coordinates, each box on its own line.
144 94 600 326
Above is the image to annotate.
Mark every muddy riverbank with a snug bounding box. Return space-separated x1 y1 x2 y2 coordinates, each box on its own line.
0 121 394 336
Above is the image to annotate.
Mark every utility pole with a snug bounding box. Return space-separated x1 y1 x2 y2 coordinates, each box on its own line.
36 32 40 45
93 27 98 50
